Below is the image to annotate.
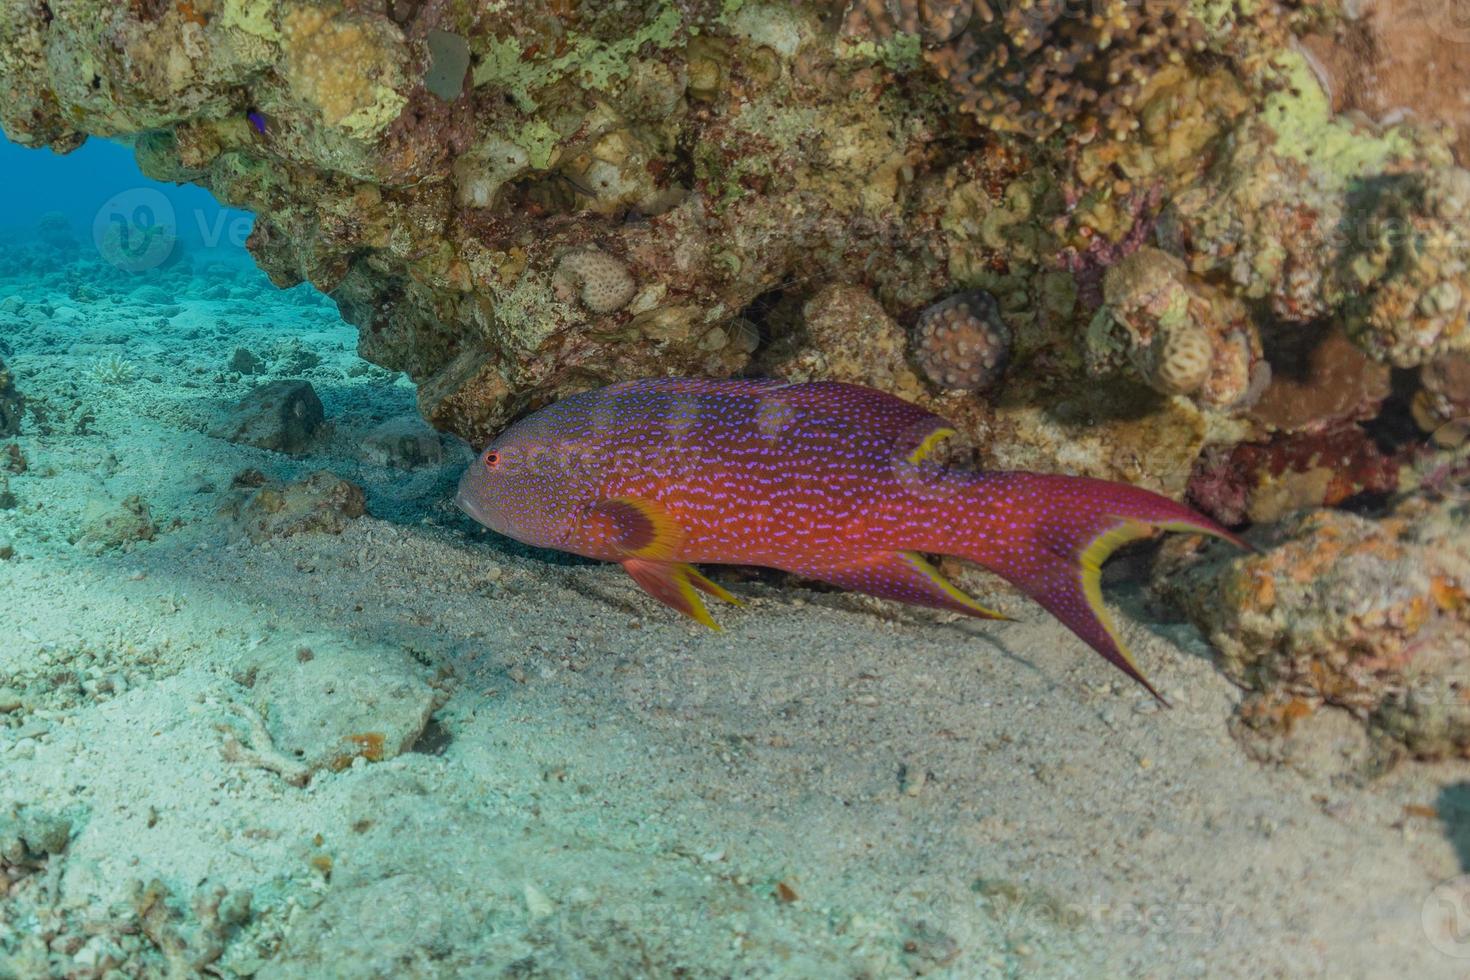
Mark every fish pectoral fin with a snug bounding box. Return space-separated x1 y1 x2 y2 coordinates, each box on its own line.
587 496 685 560
622 559 738 630
797 550 1012 621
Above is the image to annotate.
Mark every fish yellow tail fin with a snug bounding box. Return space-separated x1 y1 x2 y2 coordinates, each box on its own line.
942 473 1249 704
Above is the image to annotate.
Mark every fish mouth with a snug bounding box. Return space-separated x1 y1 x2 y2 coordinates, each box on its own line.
453 483 480 523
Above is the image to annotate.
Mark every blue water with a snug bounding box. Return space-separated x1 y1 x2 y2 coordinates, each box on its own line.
0 132 253 257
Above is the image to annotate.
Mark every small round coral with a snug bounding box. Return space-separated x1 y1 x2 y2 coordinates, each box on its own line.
554 249 636 314
1141 323 1213 396
912 291 1011 392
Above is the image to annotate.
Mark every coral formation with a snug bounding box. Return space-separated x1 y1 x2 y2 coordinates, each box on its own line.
1248 328 1391 434
1155 495 1470 758
1093 248 1262 408
911 291 1011 393
0 355 21 436
764 284 924 400
89 353 138 385
553 248 637 314
842 0 1208 141
1186 426 1402 526
1413 352 1470 444
1340 168 1470 367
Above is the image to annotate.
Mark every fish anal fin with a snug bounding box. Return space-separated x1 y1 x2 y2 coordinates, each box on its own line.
588 496 685 559
622 559 738 630
797 550 1011 621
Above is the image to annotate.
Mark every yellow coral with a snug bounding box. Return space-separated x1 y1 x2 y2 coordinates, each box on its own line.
281 7 407 139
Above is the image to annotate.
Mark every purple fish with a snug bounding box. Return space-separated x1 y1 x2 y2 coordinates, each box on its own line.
456 378 1250 702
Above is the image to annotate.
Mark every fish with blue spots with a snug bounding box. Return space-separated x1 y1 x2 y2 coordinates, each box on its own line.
455 378 1248 702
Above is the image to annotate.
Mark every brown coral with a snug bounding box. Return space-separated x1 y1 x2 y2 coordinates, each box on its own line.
1413 351 1470 444
911 290 1011 392
846 0 1209 140
1248 328 1392 434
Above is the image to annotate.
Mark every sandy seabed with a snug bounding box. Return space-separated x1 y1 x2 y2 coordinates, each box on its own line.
2 245 1469 978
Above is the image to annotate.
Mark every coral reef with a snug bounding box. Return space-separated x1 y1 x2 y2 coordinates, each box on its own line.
1155 494 1470 758
0 0 1462 456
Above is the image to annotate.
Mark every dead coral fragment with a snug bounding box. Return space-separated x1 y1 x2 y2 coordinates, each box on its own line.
1 802 72 883
219 471 366 543
911 290 1011 393
208 380 325 456
71 495 157 554
553 248 636 314
130 877 254 976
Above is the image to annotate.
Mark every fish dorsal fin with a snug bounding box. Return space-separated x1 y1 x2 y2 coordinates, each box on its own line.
586 496 685 559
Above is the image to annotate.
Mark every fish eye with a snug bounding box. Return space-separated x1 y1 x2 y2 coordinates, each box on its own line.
484 451 500 469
